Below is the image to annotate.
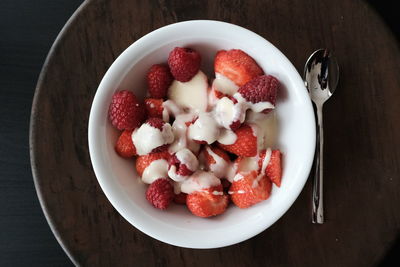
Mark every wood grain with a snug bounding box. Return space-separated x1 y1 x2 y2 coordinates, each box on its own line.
30 0 400 266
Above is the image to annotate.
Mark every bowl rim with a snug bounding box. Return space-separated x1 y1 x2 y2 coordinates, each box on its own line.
88 19 316 248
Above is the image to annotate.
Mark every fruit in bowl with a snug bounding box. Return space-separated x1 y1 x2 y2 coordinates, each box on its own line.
108 46 283 218
88 20 315 248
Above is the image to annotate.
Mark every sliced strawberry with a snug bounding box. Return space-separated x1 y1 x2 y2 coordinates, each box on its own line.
229 170 272 209
144 98 163 118
258 149 282 187
214 49 264 87
217 124 257 157
115 130 136 157
135 151 170 176
146 178 174 210
173 192 187 205
186 185 228 217
236 75 279 113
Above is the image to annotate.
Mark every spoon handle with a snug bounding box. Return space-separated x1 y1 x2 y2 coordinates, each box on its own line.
312 105 324 224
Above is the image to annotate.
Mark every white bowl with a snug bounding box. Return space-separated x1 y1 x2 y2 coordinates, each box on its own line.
88 20 315 248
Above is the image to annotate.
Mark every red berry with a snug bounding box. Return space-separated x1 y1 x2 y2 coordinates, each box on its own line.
147 64 173 98
186 185 228 217
237 75 279 111
230 170 272 209
214 49 264 86
168 47 201 82
146 178 174 210
218 124 257 157
144 98 164 118
108 90 146 130
258 149 282 187
115 130 136 157
145 117 165 130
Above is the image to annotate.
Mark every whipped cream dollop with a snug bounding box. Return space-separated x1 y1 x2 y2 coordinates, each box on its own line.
132 123 174 155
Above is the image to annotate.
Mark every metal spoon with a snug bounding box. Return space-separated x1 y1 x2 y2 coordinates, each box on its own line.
304 49 339 224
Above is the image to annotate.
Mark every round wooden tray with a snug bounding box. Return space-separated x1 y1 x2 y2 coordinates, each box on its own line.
30 0 400 265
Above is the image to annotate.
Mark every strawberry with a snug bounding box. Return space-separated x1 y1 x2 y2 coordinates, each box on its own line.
186 185 228 217
146 178 174 210
168 47 201 82
258 149 282 187
214 49 263 87
147 64 173 98
108 90 146 130
135 151 170 176
144 98 163 118
173 192 187 205
115 130 136 157
237 75 279 113
229 170 272 209
218 124 257 157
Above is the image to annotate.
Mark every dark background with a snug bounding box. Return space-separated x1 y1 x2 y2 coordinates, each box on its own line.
0 0 398 266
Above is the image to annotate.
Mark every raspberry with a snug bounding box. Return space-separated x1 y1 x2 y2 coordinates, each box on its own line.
168 47 201 82
145 117 165 130
237 75 279 109
108 90 146 130
146 178 174 210
144 98 163 118
147 64 173 98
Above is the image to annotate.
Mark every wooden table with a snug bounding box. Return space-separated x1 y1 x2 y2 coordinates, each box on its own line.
30 0 400 266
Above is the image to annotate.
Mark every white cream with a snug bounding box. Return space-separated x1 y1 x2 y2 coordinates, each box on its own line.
132 123 174 155
168 113 200 154
233 92 275 113
214 97 246 130
180 171 221 194
168 71 209 113
217 128 237 145
162 100 183 122
205 146 229 179
188 112 220 144
213 73 239 95
141 159 169 184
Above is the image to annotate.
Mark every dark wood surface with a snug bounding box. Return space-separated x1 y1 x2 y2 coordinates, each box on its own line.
1 0 399 266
